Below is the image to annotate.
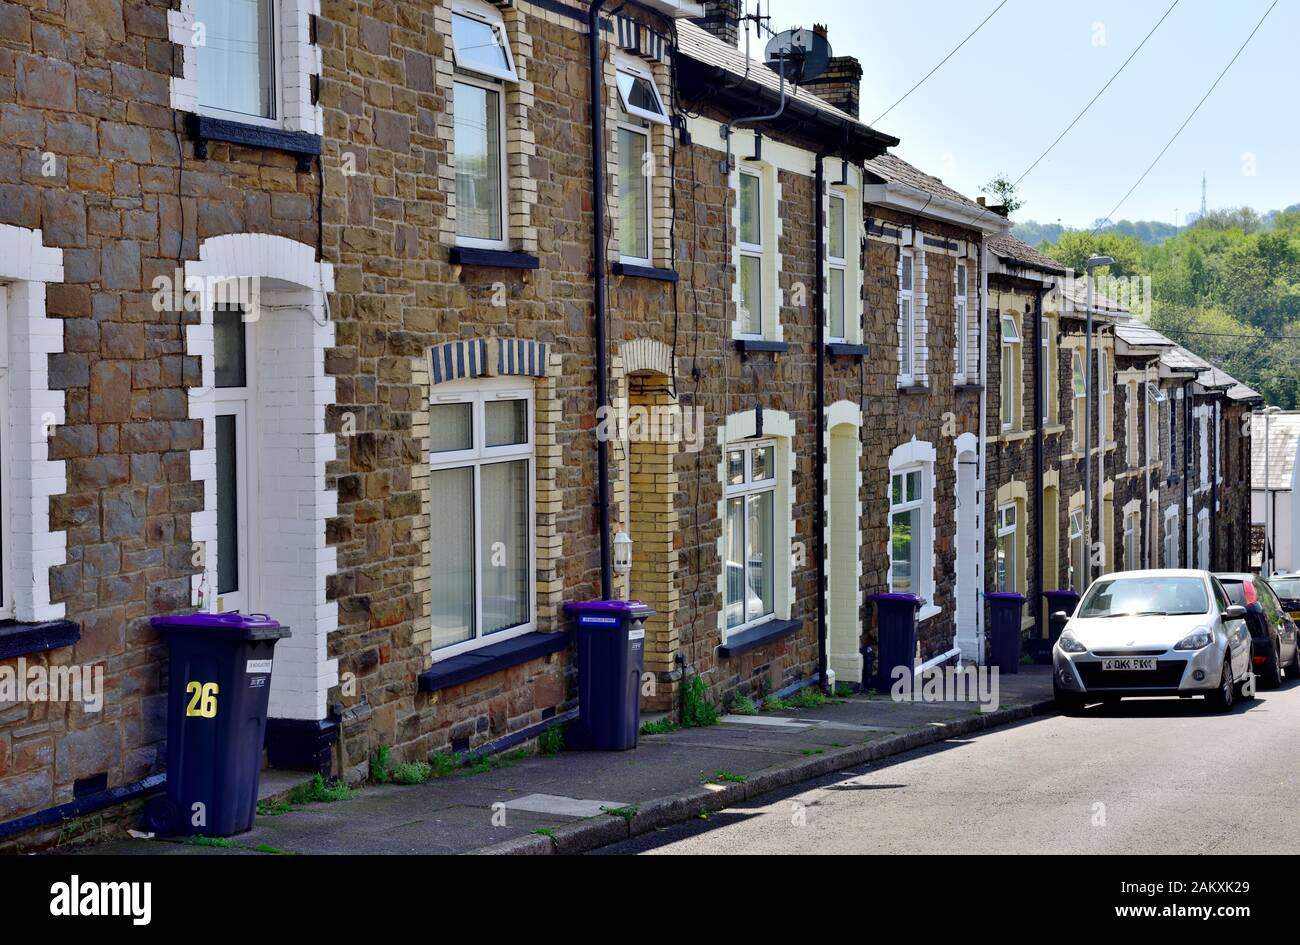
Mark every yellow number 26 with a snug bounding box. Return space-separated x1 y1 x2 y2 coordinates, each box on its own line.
185 681 219 718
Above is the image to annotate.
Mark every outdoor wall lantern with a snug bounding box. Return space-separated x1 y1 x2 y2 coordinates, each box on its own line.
613 531 633 575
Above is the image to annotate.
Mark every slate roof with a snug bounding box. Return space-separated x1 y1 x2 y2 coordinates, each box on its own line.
863 153 987 214
987 233 1067 274
1252 412 1300 491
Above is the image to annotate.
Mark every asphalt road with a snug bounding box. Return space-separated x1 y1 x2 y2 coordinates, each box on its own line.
599 678 1300 855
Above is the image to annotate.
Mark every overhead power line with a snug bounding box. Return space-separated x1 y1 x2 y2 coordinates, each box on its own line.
1090 0 1279 235
870 0 1008 126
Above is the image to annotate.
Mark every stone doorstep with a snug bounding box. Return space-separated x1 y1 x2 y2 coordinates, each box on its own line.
470 699 1058 855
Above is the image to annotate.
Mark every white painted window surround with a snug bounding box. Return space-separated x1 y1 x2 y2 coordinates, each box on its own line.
185 234 337 722
0 225 66 624
731 159 784 342
888 439 939 622
168 0 324 136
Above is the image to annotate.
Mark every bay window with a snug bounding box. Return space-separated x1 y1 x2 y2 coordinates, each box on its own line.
452 2 517 248
827 193 847 341
428 379 535 655
898 249 915 381
196 0 278 123
738 169 764 336
723 441 775 632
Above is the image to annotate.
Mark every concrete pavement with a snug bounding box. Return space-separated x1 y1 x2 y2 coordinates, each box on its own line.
599 675 1300 855
78 667 1053 855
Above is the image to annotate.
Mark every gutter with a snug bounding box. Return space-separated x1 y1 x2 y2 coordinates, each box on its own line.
587 0 613 598
863 181 1009 235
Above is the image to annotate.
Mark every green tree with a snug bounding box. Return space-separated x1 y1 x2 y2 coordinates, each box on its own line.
980 174 1024 215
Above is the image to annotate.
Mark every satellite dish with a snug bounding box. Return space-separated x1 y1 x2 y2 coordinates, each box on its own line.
764 28 832 83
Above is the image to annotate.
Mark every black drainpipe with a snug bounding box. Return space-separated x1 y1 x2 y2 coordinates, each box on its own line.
814 148 829 691
1032 283 1047 637
1209 397 1219 568
587 0 612 598
1182 380 1191 561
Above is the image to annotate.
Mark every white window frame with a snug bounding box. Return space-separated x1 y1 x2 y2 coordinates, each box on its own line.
889 466 928 597
1068 509 1086 593
1072 350 1086 451
1126 380 1139 467
898 249 915 382
212 308 259 615
0 283 9 620
737 167 765 339
613 53 668 126
1164 506 1179 567
827 191 848 342
193 0 284 129
1000 315 1021 432
1199 410 1210 489
1040 316 1054 424
1146 382 1165 465
428 377 537 660
450 1 518 83
1123 509 1139 569
955 261 969 379
616 121 652 266
1099 349 1112 444
722 439 777 634
452 72 510 251
995 503 1018 593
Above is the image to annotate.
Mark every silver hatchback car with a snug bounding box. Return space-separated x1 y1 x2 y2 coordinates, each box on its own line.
1053 569 1253 713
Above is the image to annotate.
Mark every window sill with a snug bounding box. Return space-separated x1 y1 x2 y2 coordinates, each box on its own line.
826 343 869 359
612 262 678 282
717 617 802 658
954 382 983 393
0 618 81 660
897 383 929 395
186 114 321 172
733 339 789 355
417 630 569 694
917 604 942 623
448 247 540 270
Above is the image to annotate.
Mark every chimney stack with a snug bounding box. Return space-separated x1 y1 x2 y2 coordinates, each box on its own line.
691 0 742 46
797 26 862 119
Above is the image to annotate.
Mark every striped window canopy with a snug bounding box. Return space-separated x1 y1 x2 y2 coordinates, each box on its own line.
428 337 548 385
610 15 668 62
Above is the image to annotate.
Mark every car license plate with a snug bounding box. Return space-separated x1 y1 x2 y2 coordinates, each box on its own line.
1102 658 1156 671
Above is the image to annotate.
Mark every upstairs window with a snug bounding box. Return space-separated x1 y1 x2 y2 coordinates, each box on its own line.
1146 382 1165 465
827 193 847 341
954 262 968 378
1099 349 1112 443
1199 410 1209 488
196 0 278 123
898 249 915 381
614 56 666 267
1071 350 1086 450
1040 316 1056 424
737 169 764 337
452 2 516 249
723 442 775 632
1126 380 1139 467
1000 315 1021 431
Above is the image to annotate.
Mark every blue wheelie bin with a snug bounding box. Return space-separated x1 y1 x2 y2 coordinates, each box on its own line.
565 599 654 750
869 593 921 693
986 592 1026 675
146 612 289 836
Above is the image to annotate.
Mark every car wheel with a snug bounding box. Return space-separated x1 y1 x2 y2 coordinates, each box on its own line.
1263 641 1283 689
1208 655 1235 712
1287 641 1300 678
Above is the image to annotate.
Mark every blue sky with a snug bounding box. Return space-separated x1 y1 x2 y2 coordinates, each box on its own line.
765 0 1296 228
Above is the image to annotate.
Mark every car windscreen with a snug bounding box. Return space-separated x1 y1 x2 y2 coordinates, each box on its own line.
1269 577 1300 603
1078 576 1209 618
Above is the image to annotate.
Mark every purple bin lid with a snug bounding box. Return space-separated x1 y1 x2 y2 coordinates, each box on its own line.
151 611 283 631
868 592 921 607
985 592 1027 602
564 599 654 616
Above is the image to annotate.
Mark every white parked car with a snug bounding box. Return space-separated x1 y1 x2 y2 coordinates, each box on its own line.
1052 569 1253 713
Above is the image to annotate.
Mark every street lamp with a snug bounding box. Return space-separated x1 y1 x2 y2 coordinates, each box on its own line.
1262 406 1281 576
1083 255 1114 584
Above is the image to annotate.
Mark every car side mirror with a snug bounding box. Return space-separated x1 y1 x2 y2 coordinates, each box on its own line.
1222 605 1247 621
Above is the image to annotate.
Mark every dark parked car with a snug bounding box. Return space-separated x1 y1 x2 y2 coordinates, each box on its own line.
1269 574 1300 623
1216 572 1300 688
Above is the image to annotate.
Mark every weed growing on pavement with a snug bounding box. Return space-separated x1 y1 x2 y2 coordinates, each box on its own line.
370 745 393 783
391 761 434 785
538 724 565 755
712 771 746 783
801 748 825 756
681 674 719 727
289 774 353 804
762 696 789 711
429 751 460 777
603 805 638 820
189 835 234 848
254 843 294 855
533 827 556 838
640 717 679 735
833 683 855 698
786 688 843 710
256 801 299 817
729 693 758 715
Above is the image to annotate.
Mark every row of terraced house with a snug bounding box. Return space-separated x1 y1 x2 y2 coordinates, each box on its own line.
0 0 1258 846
